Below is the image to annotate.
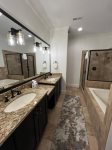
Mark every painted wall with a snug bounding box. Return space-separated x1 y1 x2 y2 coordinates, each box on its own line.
67 32 112 87
50 27 69 91
0 0 50 43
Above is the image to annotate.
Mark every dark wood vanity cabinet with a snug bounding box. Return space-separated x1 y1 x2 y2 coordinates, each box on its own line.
33 95 47 145
0 95 48 150
55 78 61 101
0 136 15 150
13 111 36 150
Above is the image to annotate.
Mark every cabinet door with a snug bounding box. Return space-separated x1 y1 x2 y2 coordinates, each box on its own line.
33 108 40 146
0 136 15 150
13 112 36 150
38 96 47 138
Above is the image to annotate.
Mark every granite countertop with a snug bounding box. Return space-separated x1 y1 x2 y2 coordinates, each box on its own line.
0 88 47 146
37 84 55 95
38 74 62 85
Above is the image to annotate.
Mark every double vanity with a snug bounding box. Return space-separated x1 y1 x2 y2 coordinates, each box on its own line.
0 74 62 150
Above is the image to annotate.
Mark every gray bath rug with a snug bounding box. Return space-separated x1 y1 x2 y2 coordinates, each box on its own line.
50 95 89 150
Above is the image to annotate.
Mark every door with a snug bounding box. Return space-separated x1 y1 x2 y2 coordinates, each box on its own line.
27 55 35 77
22 54 35 78
80 51 88 89
6 53 23 75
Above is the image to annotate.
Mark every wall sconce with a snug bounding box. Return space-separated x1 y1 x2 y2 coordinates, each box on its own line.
22 53 27 60
43 61 47 69
7 28 25 46
53 61 58 69
43 46 50 54
33 42 42 52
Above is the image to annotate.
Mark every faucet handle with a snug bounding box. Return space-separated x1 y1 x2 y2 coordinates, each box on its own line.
17 90 21 95
4 96 9 102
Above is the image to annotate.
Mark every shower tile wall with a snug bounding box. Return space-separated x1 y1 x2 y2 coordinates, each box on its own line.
88 50 112 82
0 67 8 79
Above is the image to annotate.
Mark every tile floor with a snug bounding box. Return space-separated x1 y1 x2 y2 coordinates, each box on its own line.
37 87 98 150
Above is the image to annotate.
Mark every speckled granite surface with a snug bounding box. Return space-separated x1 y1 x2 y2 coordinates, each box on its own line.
0 88 47 146
51 95 89 150
39 75 61 85
38 85 55 95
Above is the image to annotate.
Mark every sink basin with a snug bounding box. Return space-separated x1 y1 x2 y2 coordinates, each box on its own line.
46 78 57 82
4 93 36 113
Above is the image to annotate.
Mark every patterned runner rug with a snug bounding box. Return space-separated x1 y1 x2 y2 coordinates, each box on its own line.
50 95 89 150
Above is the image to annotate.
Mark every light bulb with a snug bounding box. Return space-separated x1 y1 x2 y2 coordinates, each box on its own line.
0 12 3 16
77 27 83 32
17 30 25 45
33 45 37 52
39 46 43 51
7 32 16 46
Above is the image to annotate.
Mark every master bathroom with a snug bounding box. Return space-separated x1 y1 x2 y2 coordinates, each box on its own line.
0 0 112 150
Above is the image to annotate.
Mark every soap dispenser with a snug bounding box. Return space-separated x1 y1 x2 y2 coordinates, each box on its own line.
32 80 38 88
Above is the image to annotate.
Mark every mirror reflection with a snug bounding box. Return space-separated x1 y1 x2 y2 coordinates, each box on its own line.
0 12 50 89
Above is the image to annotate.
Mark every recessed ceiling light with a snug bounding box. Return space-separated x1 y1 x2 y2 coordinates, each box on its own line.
77 27 83 32
0 12 3 16
28 34 32 38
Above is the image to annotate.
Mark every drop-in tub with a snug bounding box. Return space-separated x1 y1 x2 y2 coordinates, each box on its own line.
89 88 109 114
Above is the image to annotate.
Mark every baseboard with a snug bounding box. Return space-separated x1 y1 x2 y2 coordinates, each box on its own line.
67 84 80 88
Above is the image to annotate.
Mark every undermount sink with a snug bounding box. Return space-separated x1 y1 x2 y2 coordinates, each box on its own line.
46 78 57 82
4 93 36 113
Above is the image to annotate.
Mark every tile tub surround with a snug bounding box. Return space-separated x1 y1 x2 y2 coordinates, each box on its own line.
0 79 19 89
85 80 111 89
39 74 62 85
0 67 8 80
0 88 47 146
84 86 112 150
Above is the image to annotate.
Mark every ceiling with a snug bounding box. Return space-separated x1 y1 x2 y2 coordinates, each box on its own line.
26 0 112 35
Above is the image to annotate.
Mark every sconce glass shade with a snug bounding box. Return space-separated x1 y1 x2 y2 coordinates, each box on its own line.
7 32 16 46
39 44 43 51
17 30 25 45
33 45 37 52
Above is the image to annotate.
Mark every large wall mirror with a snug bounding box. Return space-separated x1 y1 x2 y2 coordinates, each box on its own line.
0 8 50 90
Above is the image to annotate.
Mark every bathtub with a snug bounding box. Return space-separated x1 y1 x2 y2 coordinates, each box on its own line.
89 88 109 114
0 79 19 88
